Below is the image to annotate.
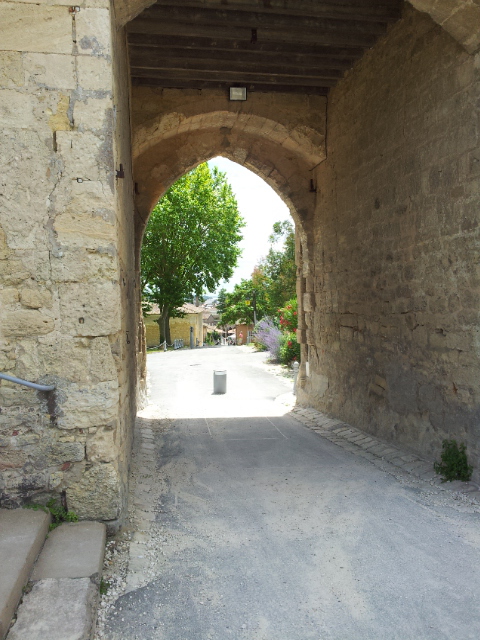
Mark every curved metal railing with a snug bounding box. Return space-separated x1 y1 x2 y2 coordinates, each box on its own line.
0 372 55 392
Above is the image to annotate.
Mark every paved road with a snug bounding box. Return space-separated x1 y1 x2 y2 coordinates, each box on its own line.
103 346 480 640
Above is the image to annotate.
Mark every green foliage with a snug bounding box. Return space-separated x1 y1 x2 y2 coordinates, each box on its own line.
100 579 110 596
220 279 268 326
434 439 473 482
279 331 301 365
256 220 297 316
278 298 298 331
216 287 228 317
141 163 244 341
25 498 79 531
218 220 297 326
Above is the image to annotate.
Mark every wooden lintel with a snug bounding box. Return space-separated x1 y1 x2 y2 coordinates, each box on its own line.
129 53 347 78
127 33 365 59
131 76 330 95
130 66 338 87
150 0 402 24
127 20 379 48
133 7 388 37
128 45 357 70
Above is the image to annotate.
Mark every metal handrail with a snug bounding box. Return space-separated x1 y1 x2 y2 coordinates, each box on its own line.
0 372 55 392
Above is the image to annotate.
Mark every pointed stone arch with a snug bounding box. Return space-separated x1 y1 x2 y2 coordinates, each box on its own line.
131 88 325 278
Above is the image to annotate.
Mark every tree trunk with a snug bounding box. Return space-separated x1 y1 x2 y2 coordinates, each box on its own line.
158 306 171 345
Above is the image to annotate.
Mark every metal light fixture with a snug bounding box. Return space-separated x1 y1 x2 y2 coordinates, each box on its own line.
229 87 247 101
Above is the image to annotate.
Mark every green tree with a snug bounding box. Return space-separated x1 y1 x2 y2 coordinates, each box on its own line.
141 164 244 343
216 287 228 316
220 279 268 326
255 220 297 315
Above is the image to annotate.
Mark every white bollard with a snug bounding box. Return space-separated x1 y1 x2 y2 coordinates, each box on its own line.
292 361 299 395
213 370 227 394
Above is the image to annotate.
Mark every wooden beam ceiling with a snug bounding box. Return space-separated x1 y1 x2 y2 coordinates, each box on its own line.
127 0 404 95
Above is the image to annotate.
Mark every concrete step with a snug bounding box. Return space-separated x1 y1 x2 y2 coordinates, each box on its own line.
6 521 106 640
0 508 51 640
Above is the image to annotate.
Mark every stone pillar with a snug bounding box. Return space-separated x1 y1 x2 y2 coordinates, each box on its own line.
0 1 135 527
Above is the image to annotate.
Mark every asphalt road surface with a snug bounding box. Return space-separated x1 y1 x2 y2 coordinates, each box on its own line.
103 346 480 640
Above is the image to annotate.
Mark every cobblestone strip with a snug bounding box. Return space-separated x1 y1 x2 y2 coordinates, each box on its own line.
291 406 480 502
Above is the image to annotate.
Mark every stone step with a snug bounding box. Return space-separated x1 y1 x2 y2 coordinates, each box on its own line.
7 521 106 640
0 508 51 640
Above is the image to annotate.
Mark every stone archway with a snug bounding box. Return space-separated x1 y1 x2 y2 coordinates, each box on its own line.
1 0 479 526
130 88 326 390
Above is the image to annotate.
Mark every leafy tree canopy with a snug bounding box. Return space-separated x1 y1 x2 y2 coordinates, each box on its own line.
219 219 297 326
141 163 244 341
220 279 269 326
216 287 228 317
258 220 296 315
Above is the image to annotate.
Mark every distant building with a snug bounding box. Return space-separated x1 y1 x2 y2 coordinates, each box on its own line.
144 303 204 347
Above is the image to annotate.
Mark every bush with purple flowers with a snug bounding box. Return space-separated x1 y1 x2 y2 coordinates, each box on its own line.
253 317 282 362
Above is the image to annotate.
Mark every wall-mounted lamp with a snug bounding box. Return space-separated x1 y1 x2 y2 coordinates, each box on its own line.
229 87 247 101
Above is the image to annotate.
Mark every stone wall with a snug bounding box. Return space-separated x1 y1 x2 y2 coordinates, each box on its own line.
298 6 480 478
0 1 137 527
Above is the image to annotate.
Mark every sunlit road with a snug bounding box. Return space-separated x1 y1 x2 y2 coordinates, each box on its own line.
103 346 480 640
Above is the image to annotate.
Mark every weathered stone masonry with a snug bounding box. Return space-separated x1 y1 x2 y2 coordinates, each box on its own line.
297 6 480 480
1 0 480 523
0 0 137 526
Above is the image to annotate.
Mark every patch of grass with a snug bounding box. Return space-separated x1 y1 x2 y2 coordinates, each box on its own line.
99 578 110 595
434 439 473 483
24 498 78 530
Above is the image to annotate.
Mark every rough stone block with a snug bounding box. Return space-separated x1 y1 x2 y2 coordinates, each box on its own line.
23 53 76 90
1 310 54 337
46 442 85 465
55 131 106 182
0 52 24 88
86 429 116 462
0 508 50 640
20 288 52 310
58 282 121 337
73 97 113 132
56 380 118 430
50 249 118 283
76 55 112 91
7 577 97 640
0 5 73 54
0 89 38 129
66 463 121 520
32 521 106 580
54 211 116 250
75 8 112 57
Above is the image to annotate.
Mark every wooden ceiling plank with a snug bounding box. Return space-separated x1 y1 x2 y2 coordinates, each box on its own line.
131 76 330 95
136 6 389 36
127 21 379 48
129 48 355 72
130 60 343 79
127 33 365 59
130 66 338 86
150 0 402 24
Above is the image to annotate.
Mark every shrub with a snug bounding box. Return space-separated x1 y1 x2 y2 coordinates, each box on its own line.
253 317 282 361
434 439 473 482
279 331 300 365
278 298 298 332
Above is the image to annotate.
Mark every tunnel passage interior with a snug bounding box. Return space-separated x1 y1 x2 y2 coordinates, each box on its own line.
127 0 480 485
1 0 479 522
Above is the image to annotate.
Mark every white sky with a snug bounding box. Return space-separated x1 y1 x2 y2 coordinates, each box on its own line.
208 156 290 293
